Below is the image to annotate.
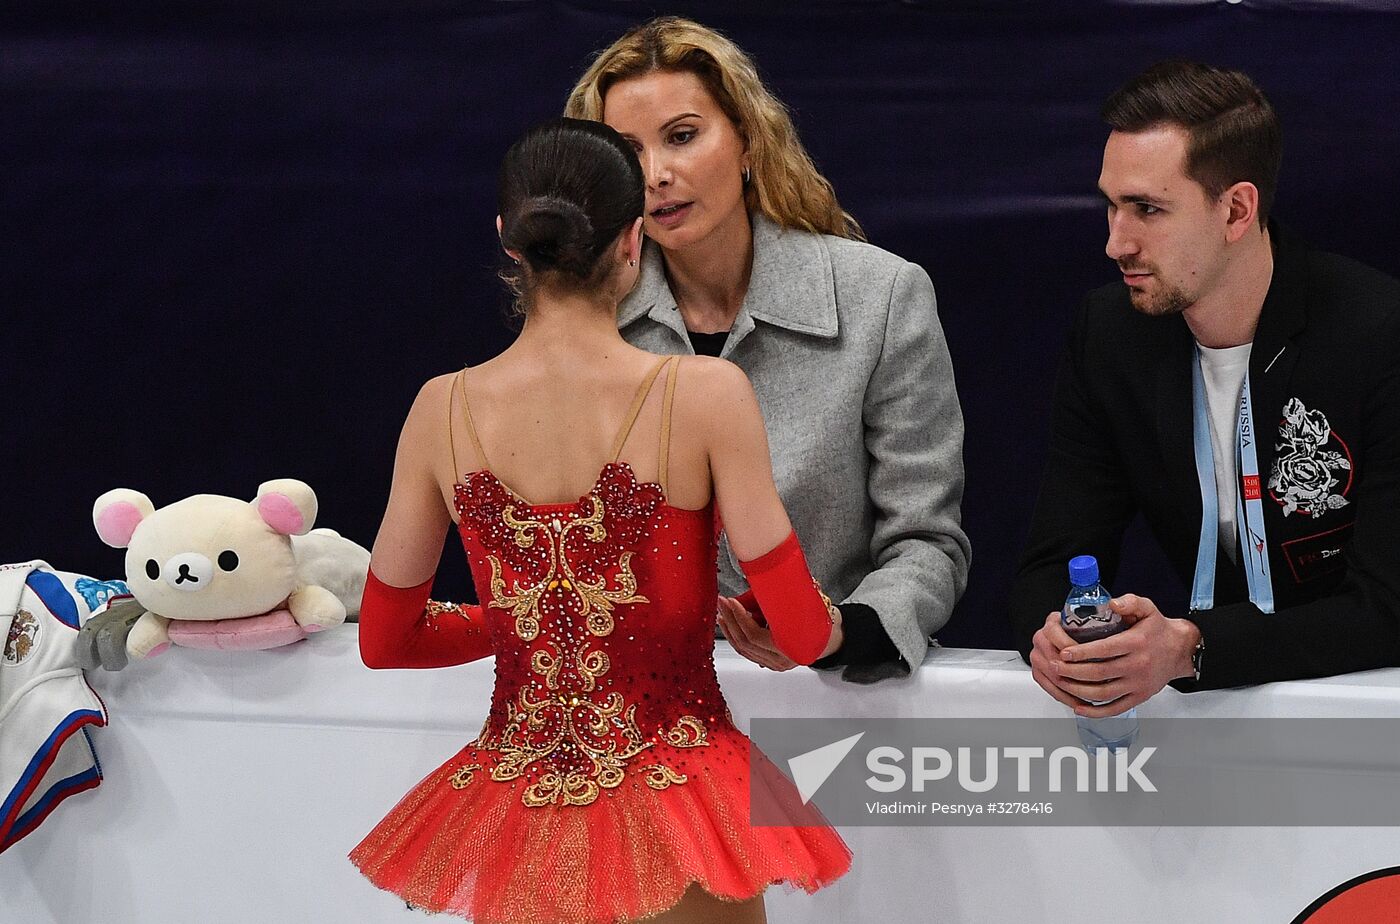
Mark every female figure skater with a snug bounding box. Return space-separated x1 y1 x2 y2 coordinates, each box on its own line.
566 18 970 683
349 118 850 923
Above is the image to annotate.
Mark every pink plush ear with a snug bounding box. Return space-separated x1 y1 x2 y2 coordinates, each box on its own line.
93 489 155 549
254 479 317 536
96 504 144 547
257 493 305 536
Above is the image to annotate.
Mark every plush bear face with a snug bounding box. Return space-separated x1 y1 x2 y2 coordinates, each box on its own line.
93 481 318 622
122 495 298 621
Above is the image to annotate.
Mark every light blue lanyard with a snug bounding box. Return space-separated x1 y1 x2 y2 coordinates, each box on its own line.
1189 347 1276 614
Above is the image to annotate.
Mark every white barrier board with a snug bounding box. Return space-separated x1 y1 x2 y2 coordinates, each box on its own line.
7 631 1400 923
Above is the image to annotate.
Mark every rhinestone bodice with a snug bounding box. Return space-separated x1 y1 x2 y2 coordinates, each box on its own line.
352 359 853 918
451 461 729 807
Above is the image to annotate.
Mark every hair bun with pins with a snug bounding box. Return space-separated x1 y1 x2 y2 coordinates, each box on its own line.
503 195 596 278
497 118 644 304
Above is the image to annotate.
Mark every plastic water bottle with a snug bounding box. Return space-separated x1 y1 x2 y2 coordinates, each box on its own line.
1062 555 1138 752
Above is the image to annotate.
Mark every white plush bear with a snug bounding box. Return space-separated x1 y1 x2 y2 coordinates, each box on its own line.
92 479 370 659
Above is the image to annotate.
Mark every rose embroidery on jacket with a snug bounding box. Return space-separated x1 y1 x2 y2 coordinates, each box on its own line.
1268 398 1352 517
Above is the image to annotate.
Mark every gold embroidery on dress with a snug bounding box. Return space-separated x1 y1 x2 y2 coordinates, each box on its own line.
471 493 709 807
641 764 688 790
476 638 709 807
663 715 708 748
449 764 481 790
488 495 644 641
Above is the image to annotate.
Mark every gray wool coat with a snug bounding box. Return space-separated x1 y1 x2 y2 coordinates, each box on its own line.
618 214 971 669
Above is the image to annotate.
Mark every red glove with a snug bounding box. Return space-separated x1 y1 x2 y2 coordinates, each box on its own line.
358 568 493 669
738 531 837 665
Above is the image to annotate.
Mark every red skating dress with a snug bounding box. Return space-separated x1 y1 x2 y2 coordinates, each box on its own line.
350 358 850 923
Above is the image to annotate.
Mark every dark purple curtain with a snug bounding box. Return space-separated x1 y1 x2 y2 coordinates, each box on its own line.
5 1 1398 648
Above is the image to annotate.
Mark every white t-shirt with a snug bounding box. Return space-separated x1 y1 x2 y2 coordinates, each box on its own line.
1198 342 1253 564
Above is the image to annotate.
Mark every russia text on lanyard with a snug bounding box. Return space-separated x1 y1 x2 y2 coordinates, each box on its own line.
1190 345 1276 613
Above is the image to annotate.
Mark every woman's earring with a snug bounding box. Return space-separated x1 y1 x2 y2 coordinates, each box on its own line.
628 258 637 267
742 165 751 185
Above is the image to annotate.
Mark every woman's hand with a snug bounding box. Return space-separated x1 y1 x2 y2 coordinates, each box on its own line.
716 596 798 671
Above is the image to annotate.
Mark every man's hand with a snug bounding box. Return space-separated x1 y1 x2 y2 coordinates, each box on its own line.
1029 609 1086 709
716 596 799 671
1029 594 1200 717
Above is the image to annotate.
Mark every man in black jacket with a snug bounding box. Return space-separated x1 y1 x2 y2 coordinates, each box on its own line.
1012 60 1400 719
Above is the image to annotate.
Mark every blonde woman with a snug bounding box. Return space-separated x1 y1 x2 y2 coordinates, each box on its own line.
567 17 969 683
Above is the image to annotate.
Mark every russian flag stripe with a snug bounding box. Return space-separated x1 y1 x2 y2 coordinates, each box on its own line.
26 571 82 629
0 708 105 845
1 766 102 852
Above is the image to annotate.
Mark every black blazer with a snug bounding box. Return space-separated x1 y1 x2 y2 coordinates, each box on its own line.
1011 225 1400 689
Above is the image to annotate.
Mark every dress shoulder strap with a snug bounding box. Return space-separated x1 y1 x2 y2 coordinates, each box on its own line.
608 357 671 463
448 368 490 474
657 356 681 495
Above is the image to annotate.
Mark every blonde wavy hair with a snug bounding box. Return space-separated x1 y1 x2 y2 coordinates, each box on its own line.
565 17 864 241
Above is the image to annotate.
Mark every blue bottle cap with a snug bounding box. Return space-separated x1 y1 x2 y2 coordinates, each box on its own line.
1068 555 1099 586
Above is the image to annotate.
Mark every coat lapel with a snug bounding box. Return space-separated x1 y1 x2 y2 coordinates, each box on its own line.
1248 224 1308 489
1155 316 1199 515
617 214 839 357
617 247 691 350
732 214 838 349
1248 225 1309 595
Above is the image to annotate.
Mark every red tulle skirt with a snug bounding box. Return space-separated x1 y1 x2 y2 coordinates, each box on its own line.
349 728 850 923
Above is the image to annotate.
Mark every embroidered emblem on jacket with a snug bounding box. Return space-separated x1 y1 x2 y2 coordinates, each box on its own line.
74 578 129 612
3 608 40 666
1268 398 1352 517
